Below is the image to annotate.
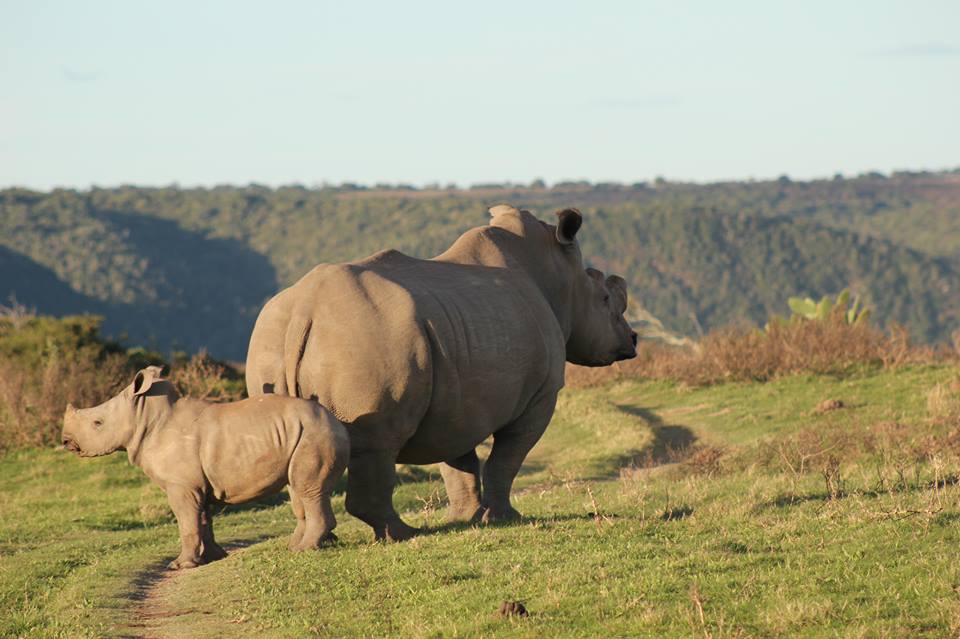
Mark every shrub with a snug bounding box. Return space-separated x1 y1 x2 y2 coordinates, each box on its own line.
566 306 935 388
169 350 245 401
0 315 243 453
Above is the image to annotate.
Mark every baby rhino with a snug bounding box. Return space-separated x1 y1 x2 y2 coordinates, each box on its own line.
61 366 349 569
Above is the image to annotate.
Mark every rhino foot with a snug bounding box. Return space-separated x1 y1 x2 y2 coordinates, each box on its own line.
375 518 420 542
168 555 205 570
480 505 522 525
202 543 228 562
292 531 338 551
447 504 484 524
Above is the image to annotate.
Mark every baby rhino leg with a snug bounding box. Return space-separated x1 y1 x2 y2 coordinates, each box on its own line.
288 415 349 551
288 487 307 550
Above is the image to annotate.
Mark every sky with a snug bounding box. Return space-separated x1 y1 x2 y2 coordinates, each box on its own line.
1 1 958 189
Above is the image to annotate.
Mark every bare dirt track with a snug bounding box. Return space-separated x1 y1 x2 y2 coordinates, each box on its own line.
119 561 185 639
118 538 268 639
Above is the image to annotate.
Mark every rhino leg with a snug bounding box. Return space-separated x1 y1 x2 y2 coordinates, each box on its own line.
288 431 345 550
288 487 307 550
439 450 482 522
345 450 419 542
480 392 557 524
165 487 206 570
290 489 337 551
200 504 228 562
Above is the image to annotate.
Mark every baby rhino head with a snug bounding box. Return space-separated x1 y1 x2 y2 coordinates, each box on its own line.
61 366 167 457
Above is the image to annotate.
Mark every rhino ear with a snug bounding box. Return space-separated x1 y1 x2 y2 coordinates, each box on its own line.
555 208 582 246
606 275 628 307
132 365 165 397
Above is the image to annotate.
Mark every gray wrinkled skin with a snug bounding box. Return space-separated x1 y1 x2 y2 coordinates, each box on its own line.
246 205 636 541
61 366 350 569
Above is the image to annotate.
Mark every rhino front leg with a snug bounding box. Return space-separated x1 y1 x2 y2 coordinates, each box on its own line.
481 392 557 524
345 450 419 542
165 487 206 570
439 450 482 522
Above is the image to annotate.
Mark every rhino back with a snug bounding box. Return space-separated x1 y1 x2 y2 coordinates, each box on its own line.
199 396 306 503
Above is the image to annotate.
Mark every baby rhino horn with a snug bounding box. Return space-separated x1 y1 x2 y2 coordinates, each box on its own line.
66 403 76 412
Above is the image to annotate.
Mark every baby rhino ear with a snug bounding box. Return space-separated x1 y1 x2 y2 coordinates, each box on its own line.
132 365 165 397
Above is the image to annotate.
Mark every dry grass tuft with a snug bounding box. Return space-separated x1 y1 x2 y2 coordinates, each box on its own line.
682 444 728 476
927 381 960 424
814 399 845 414
169 350 244 402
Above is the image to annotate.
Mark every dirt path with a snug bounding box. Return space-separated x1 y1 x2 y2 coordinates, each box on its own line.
118 538 268 639
119 561 189 639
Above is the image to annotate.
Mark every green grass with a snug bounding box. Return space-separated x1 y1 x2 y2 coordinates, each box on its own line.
2 365 959 637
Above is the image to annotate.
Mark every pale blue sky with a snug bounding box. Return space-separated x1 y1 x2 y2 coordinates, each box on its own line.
1 1 958 189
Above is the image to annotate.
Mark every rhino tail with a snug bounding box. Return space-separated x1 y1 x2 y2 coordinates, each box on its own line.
283 313 312 398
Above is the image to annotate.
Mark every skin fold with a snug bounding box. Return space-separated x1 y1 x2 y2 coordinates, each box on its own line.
246 205 637 541
61 366 350 569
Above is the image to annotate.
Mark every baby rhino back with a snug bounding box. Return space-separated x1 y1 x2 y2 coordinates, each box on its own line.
200 396 347 504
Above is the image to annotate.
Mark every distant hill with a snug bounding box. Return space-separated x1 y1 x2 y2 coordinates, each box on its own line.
2 172 959 359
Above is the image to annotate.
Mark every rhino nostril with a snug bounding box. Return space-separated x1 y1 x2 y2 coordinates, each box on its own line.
630 332 638 346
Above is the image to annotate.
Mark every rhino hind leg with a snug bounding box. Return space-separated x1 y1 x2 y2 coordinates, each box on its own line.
345 450 419 542
200 504 228 562
290 490 337 551
480 392 557 524
439 450 482 522
287 427 347 551
288 487 307 550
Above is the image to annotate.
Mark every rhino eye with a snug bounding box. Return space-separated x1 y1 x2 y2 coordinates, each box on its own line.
603 294 611 304
93 419 103 429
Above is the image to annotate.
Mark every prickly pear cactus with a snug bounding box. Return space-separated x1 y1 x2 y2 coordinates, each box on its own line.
787 288 871 325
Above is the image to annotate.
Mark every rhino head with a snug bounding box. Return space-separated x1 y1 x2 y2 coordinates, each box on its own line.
486 205 638 367
566 264 637 366
61 366 171 457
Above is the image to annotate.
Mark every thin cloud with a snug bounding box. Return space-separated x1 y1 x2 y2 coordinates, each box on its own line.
59 66 99 84
590 96 681 110
875 44 960 57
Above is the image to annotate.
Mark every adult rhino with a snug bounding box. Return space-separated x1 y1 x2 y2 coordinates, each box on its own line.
245 204 637 541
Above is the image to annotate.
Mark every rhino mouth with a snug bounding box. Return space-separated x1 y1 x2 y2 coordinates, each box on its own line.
62 437 82 454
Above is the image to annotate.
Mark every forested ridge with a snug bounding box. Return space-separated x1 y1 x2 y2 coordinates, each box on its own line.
2 171 958 359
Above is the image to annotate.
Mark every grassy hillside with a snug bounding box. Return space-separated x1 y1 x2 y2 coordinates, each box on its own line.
2 172 959 358
2 364 959 637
